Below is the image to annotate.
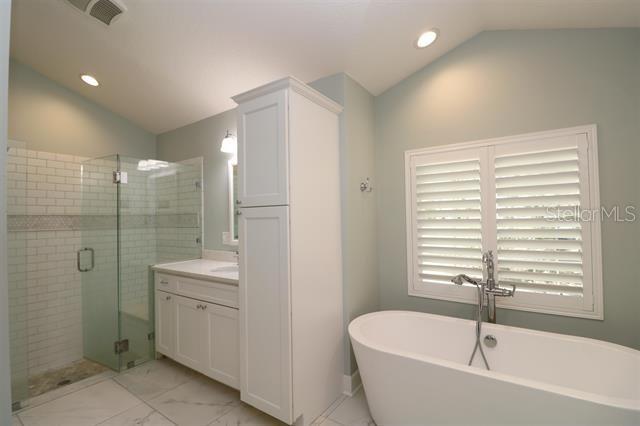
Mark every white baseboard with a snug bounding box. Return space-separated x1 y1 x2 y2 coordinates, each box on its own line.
342 369 362 396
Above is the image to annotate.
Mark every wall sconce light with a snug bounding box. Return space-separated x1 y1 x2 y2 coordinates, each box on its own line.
220 130 237 154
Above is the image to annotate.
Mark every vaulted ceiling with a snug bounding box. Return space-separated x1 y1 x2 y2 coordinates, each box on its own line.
10 0 640 134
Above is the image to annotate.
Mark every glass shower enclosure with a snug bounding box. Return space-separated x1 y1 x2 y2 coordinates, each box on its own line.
79 154 202 372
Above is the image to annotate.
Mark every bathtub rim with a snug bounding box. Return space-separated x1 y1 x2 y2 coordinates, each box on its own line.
349 310 640 412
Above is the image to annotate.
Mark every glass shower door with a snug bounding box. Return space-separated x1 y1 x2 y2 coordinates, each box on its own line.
117 156 155 369
80 155 120 370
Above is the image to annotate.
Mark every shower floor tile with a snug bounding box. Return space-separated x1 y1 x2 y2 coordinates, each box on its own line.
28 359 109 398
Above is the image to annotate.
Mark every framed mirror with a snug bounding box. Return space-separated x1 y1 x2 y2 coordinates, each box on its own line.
224 159 239 245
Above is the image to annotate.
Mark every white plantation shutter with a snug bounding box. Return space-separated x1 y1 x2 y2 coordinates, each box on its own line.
495 147 584 296
416 159 483 285
407 148 487 302
492 134 599 316
406 126 602 318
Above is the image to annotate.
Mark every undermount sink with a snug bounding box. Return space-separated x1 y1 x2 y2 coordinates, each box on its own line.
210 265 239 273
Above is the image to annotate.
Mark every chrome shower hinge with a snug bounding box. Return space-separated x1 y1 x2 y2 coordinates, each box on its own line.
114 339 129 354
112 171 128 184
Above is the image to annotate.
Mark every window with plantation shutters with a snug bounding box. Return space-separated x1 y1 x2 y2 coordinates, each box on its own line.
415 157 483 286
406 126 602 319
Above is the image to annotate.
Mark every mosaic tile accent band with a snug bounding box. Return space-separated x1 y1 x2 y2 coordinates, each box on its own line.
8 214 200 231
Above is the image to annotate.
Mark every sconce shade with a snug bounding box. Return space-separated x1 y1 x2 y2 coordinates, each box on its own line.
220 130 237 154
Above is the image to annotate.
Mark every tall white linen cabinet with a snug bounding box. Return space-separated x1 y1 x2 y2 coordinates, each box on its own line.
232 77 344 425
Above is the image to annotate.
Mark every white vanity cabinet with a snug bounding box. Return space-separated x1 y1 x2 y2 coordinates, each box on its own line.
233 78 344 425
154 272 239 390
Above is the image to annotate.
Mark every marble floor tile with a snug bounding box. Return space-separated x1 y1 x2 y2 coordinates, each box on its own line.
208 402 285 425
99 403 175 425
328 389 375 426
16 371 117 414
18 380 141 426
147 376 240 426
114 359 196 402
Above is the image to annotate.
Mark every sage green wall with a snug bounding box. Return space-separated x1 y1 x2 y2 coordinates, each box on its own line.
8 60 156 159
156 109 237 251
1 1 13 421
311 73 379 375
374 29 640 350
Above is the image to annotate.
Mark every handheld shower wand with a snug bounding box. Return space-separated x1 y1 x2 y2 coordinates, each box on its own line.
451 274 491 370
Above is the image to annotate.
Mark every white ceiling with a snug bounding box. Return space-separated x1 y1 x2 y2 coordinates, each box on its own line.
10 0 640 134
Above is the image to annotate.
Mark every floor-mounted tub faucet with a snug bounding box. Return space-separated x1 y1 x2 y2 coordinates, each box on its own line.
482 251 516 324
451 251 516 370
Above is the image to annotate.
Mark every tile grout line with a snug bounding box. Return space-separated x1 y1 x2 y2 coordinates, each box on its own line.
326 389 374 426
109 377 149 405
132 364 204 403
93 378 169 426
95 399 176 426
322 394 348 420
143 401 177 426
204 400 245 426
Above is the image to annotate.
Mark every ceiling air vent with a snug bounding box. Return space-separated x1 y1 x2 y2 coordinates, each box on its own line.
64 0 126 26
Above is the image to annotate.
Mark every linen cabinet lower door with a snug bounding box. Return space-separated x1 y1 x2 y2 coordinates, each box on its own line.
239 205 292 424
174 295 207 372
204 303 239 389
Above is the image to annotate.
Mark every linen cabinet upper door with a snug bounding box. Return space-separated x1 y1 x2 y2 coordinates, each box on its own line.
237 90 289 207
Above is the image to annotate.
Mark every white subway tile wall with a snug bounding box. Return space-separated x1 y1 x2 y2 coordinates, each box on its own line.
7 146 202 382
7 146 86 376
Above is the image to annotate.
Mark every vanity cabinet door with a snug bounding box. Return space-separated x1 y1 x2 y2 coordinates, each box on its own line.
204 302 239 389
155 291 175 358
237 89 288 207
174 295 207 372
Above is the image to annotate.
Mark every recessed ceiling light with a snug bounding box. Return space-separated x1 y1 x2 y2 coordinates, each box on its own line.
416 29 438 48
80 74 99 87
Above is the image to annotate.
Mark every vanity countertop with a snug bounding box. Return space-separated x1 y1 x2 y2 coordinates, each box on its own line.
152 259 238 285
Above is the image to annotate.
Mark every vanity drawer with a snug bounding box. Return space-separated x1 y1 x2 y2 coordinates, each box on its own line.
155 273 177 292
174 275 238 309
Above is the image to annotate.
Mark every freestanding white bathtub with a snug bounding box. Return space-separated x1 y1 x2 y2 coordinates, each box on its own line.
349 311 640 425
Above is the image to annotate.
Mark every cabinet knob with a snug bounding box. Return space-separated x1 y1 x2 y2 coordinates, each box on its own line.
236 210 242 216
160 280 169 285
236 199 242 205
165 295 171 301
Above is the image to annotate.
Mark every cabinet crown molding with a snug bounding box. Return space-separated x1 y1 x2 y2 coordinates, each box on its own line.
231 76 343 114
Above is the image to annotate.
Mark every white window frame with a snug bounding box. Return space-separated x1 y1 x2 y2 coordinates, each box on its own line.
405 125 603 320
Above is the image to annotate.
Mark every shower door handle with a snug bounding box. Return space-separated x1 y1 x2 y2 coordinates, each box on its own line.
77 248 95 272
